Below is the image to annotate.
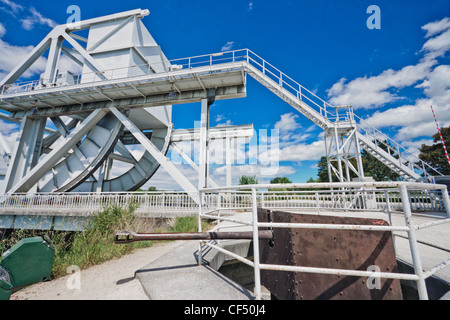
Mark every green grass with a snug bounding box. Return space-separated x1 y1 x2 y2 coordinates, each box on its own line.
1 205 212 279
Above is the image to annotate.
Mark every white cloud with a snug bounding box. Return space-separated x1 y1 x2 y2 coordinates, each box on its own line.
0 23 5 38
0 24 48 80
216 119 234 127
273 112 311 144
327 17 450 110
327 59 436 109
422 17 450 38
221 41 235 52
274 113 300 131
0 0 23 14
0 2 57 30
422 29 450 59
21 7 57 31
362 63 450 142
326 16 450 156
215 114 225 123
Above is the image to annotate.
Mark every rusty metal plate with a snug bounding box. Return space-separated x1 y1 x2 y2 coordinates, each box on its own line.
258 209 403 300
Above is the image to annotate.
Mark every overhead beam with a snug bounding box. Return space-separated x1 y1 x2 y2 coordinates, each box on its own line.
171 124 254 142
10 85 246 118
65 9 149 32
68 33 88 43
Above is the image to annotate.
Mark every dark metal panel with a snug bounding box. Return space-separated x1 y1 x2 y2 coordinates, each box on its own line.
258 209 403 300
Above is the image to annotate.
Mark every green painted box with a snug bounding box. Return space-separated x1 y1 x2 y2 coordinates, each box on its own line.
0 237 55 289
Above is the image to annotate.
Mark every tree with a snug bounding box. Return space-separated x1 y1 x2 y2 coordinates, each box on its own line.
270 177 292 184
316 156 339 182
239 175 258 186
306 177 316 183
418 126 450 175
314 139 401 182
361 142 400 181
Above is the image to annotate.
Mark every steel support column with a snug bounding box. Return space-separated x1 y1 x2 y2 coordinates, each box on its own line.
198 98 210 190
2 116 46 193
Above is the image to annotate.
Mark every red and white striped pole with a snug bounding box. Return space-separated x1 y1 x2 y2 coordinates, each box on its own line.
430 105 450 166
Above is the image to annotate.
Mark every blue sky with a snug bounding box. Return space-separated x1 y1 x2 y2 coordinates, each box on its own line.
0 0 449 190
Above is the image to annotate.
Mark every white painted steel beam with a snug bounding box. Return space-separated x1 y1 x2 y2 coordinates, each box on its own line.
0 37 52 86
171 142 219 189
2 116 46 193
61 32 109 80
171 124 253 142
65 9 149 31
198 98 210 190
42 36 63 85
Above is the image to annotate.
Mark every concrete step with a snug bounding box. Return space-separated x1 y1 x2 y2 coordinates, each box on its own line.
135 240 256 300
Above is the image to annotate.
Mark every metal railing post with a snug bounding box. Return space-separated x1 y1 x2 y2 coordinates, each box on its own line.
198 190 204 266
252 187 262 300
399 185 428 300
261 192 265 209
217 192 222 230
442 186 450 218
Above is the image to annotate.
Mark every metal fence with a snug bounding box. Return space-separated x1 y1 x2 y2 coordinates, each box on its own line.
0 192 201 218
0 184 447 218
197 181 450 300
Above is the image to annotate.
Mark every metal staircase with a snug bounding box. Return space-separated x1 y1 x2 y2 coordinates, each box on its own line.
239 50 443 182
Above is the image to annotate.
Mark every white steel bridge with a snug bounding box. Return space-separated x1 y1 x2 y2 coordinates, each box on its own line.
0 9 446 232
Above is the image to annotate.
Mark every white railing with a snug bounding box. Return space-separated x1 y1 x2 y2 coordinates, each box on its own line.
0 49 249 96
0 192 202 217
260 188 446 212
0 184 447 217
198 181 450 300
353 112 443 179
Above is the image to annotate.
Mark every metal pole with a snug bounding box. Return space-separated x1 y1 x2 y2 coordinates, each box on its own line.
198 191 204 266
252 188 262 300
384 190 397 254
399 185 428 300
442 186 450 219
